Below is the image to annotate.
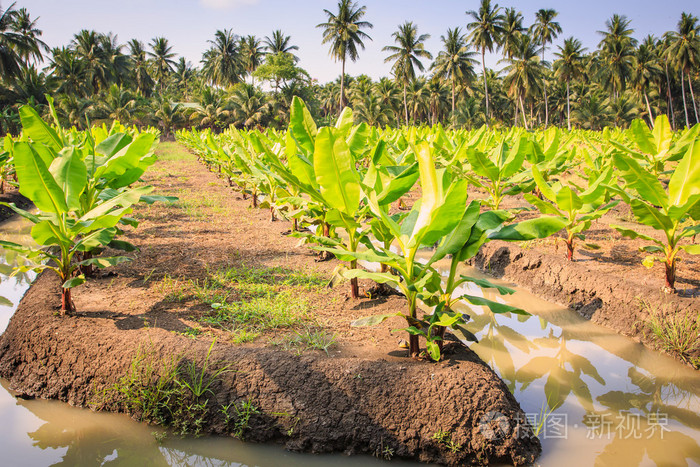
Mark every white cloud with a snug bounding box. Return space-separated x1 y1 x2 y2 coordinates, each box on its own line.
199 0 259 10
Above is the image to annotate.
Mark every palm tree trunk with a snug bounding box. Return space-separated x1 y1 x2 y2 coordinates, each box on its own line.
451 76 456 126
543 47 549 128
519 95 528 130
481 48 489 127
566 81 571 131
681 72 690 128
403 83 408 125
340 57 346 111
665 63 675 129
689 71 699 124
644 91 654 127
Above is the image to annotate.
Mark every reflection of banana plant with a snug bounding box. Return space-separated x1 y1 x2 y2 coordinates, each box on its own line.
465 309 537 391
525 165 618 260
515 329 605 411
591 364 700 465
611 140 700 292
595 427 700 466
597 366 700 430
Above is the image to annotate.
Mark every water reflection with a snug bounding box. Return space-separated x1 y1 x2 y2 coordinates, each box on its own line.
446 263 700 466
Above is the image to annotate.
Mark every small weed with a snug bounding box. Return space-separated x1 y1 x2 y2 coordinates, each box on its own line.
533 402 559 438
639 300 700 367
222 398 260 440
373 439 394 460
103 340 233 437
271 327 337 355
432 430 462 453
152 430 167 444
177 340 232 399
271 411 301 436
143 268 157 285
178 326 203 339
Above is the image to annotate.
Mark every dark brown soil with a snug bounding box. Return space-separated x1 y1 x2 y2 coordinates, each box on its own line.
0 144 540 466
0 186 31 222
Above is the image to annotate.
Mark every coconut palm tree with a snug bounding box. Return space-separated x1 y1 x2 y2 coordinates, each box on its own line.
148 36 177 93
172 57 195 100
56 93 91 129
633 36 663 126
666 12 700 127
406 77 428 124
239 35 265 86
454 96 483 129
92 84 136 123
374 77 401 122
201 29 241 88
229 83 269 129
466 0 504 126
71 30 110 93
554 37 587 130
572 89 612 130
0 2 37 82
99 32 129 86
501 7 524 60
263 30 299 60
10 7 47 64
317 0 373 111
597 38 636 101
150 95 185 137
657 34 677 128
425 78 449 125
501 35 543 129
355 93 393 127
597 14 637 100
608 93 638 128
49 47 88 97
533 8 562 127
127 39 154 97
383 21 432 125
431 27 476 124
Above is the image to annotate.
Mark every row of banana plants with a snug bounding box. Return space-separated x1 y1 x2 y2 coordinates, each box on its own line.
178 98 570 361
180 100 700 298
0 99 173 315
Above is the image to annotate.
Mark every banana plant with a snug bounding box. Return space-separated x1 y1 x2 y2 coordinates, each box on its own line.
325 143 565 360
460 134 532 210
524 165 618 261
610 139 700 293
609 115 699 178
18 105 166 275
1 142 152 315
1 105 169 314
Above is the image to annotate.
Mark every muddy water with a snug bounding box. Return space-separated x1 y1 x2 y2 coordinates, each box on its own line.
1 212 699 467
421 252 700 466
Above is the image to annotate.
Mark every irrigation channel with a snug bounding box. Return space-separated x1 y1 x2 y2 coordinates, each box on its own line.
0 213 699 466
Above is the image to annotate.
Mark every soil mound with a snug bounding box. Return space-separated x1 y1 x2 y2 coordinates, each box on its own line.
0 272 540 466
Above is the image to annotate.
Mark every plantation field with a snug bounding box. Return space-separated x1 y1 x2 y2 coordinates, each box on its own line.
177 97 700 366
0 100 699 465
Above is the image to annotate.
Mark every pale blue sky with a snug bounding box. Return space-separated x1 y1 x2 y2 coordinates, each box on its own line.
15 0 700 83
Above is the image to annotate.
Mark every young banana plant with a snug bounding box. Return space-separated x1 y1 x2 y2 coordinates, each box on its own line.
1 105 171 315
524 166 618 261
610 139 700 293
326 143 565 360
461 134 532 210
610 115 700 178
